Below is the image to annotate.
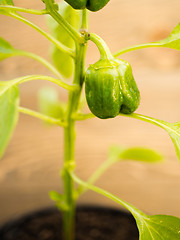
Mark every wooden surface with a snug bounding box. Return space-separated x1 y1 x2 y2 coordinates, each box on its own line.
1 0 180 224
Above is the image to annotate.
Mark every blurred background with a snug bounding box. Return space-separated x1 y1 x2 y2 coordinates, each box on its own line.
0 0 180 224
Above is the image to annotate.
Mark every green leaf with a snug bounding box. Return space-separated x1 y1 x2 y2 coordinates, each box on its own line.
109 145 163 163
49 190 69 211
131 204 180 240
127 201 180 240
0 82 19 159
0 0 14 5
159 23 180 50
49 191 63 201
160 121 180 161
41 0 55 5
120 147 163 163
47 1 80 78
0 37 18 61
38 87 65 122
136 214 180 240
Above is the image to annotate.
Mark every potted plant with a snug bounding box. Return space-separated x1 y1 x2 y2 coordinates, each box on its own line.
0 0 180 239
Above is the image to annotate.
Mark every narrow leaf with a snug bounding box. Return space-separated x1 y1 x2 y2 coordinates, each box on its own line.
162 121 180 161
109 145 163 163
38 87 65 122
120 147 163 163
47 1 80 78
0 82 19 158
49 191 64 201
0 37 18 61
49 190 68 211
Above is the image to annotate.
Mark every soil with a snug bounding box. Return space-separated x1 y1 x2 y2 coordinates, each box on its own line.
0 206 139 240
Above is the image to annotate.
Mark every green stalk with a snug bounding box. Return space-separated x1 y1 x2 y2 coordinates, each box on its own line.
73 112 95 121
113 42 160 57
0 5 48 15
87 33 114 60
49 8 83 43
42 0 83 43
10 74 78 92
62 9 88 240
18 106 66 127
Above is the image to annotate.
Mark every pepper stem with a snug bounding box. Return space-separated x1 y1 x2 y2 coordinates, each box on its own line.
87 33 114 60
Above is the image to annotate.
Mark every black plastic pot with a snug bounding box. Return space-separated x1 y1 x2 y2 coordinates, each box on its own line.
0 206 139 240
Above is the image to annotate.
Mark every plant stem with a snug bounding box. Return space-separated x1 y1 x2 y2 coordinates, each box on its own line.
18 106 66 126
49 8 83 44
62 10 88 240
119 113 167 129
63 45 86 240
42 0 83 43
73 112 95 121
10 74 78 92
113 42 160 57
81 9 89 31
87 33 114 60
0 5 48 15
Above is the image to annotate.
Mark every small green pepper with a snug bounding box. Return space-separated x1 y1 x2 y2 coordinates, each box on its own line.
64 0 110 11
85 58 140 119
64 0 87 9
86 0 110 12
85 59 122 119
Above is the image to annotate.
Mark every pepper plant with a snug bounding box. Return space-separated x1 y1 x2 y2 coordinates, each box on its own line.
0 0 180 240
